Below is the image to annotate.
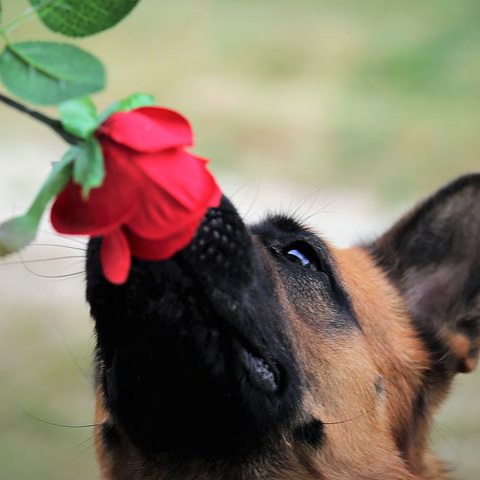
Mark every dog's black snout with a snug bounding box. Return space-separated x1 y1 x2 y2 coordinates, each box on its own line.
179 196 254 288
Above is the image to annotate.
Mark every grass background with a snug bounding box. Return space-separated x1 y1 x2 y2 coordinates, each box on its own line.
0 0 479 478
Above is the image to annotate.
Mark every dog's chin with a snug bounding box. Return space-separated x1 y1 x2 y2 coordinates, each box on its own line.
87 199 302 460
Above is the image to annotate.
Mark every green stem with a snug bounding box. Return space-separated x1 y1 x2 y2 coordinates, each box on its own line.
0 4 81 145
2 0 58 33
0 92 80 144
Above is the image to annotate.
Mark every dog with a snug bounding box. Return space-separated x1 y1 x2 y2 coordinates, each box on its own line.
86 174 480 480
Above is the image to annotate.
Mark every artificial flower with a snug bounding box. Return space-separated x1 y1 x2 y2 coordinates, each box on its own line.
51 107 222 284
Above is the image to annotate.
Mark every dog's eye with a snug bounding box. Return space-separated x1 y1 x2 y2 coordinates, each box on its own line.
284 244 318 271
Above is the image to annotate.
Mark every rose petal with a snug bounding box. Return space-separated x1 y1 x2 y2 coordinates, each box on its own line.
126 173 221 240
99 107 193 153
122 148 221 239
126 220 200 260
51 140 141 236
137 148 221 207
125 181 195 239
206 186 223 209
100 229 132 284
126 181 221 242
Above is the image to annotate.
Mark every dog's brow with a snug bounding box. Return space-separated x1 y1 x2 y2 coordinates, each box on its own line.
265 214 308 234
250 215 323 244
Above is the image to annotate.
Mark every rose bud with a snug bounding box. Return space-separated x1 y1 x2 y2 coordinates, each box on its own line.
51 107 222 284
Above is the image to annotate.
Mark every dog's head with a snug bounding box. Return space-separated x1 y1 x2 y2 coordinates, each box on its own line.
86 174 480 480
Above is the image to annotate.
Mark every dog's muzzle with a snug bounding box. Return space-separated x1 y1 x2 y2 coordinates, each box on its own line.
86 196 301 459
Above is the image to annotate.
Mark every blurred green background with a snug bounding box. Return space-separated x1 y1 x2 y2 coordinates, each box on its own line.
0 0 479 478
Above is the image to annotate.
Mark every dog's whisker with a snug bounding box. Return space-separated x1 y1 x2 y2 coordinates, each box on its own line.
72 430 100 456
0 255 85 266
294 199 338 225
228 180 255 201
52 321 92 385
11 249 85 279
241 181 262 221
21 409 99 429
300 208 341 225
322 404 377 426
29 242 87 251
61 259 87 272
73 439 96 461
19 268 85 279
287 186 324 219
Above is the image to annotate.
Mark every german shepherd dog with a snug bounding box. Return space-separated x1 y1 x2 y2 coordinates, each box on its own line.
87 174 480 480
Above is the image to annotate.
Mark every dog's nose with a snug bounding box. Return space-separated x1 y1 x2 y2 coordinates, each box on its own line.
178 196 254 288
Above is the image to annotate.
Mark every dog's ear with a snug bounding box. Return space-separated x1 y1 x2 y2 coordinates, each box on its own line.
371 174 480 376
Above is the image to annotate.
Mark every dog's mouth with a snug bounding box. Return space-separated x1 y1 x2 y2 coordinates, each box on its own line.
176 257 282 395
87 197 300 458
185 287 282 396
239 340 280 394
194 319 282 395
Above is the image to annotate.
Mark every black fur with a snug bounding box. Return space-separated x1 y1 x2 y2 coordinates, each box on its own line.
293 418 325 449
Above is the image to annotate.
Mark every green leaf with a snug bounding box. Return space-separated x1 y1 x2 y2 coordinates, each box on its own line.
59 97 98 138
98 92 156 124
0 41 105 105
29 0 140 38
73 137 105 199
0 149 74 256
0 216 38 256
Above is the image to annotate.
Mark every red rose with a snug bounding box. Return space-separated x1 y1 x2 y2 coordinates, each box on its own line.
51 107 222 284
